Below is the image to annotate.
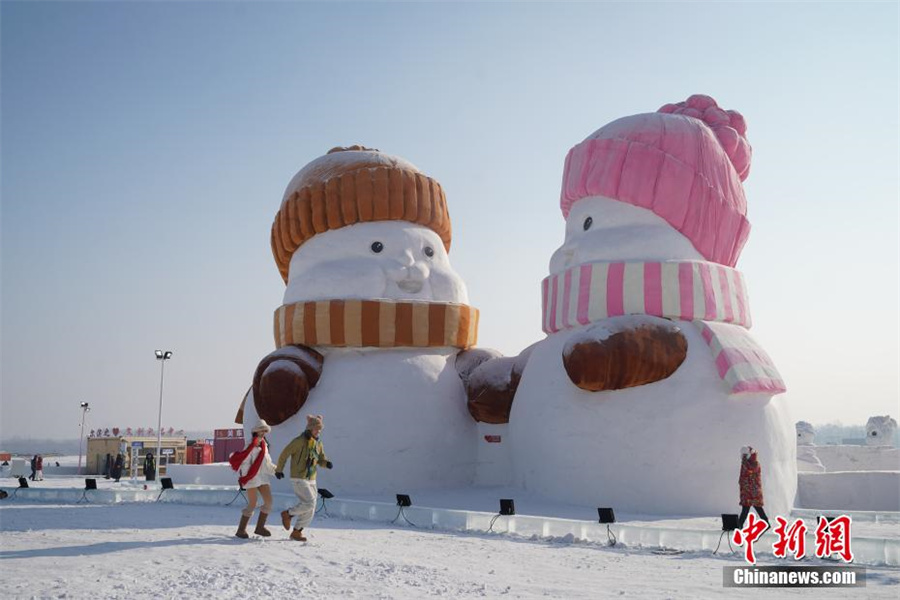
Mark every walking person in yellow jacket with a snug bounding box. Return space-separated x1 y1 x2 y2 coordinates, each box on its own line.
275 414 333 541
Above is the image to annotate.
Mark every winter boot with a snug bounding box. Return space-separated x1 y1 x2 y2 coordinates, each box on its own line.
290 528 307 542
254 512 272 537
280 510 292 531
235 514 251 539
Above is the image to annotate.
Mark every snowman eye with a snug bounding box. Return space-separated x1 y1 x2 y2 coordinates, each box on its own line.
583 216 593 231
423 246 434 258
370 241 384 254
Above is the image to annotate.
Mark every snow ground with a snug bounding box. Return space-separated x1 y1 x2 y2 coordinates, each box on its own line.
1 500 898 599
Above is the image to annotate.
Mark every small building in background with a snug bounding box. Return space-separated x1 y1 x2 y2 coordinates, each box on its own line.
214 428 245 463
186 439 214 464
86 434 187 477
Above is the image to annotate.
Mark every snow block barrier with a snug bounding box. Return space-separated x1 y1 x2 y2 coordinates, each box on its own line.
810 445 900 472
797 471 900 512
2 485 899 566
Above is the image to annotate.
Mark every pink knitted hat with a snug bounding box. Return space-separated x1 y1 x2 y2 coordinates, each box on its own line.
560 94 752 267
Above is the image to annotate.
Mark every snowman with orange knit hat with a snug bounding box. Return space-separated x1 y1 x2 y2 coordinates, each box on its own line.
237 146 519 495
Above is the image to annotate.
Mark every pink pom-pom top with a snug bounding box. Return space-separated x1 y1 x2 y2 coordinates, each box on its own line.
658 94 751 181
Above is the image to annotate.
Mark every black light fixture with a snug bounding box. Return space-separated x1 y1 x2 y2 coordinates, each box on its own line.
598 507 617 546
489 498 517 532
316 488 335 514
225 484 247 507
391 494 416 526
156 477 174 502
10 477 29 499
77 478 97 503
721 514 739 531
714 514 740 554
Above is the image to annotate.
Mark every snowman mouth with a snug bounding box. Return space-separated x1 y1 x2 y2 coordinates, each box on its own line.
397 279 424 293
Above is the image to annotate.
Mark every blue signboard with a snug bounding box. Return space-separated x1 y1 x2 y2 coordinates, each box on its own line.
131 442 143 449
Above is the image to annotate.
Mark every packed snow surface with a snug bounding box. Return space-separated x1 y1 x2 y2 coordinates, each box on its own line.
2 500 899 599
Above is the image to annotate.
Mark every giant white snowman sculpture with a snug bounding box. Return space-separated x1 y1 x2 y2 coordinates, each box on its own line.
237 146 505 494
508 95 796 517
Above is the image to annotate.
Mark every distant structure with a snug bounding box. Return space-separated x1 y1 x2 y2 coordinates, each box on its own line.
866 416 898 447
796 421 816 446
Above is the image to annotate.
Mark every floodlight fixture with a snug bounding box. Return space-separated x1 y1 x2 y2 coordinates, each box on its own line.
714 514 740 555
316 488 335 514
156 477 174 502
77 478 97 503
598 507 617 546
391 494 416 526
489 498 517 532
721 514 739 532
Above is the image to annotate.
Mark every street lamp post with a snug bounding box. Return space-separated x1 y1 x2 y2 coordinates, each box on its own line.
77 402 90 475
155 350 173 478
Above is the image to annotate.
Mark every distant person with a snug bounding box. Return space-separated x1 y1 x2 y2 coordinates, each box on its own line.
738 446 769 527
29 455 37 481
112 453 124 482
275 414 333 542
35 455 44 481
144 452 156 482
229 420 276 539
1 460 8 466
54 461 59 467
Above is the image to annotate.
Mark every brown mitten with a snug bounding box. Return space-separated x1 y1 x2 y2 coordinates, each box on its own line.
563 318 687 392
252 345 324 425
456 346 533 424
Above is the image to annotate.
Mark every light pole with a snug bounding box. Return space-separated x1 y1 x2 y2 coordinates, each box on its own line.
78 402 90 475
155 350 173 478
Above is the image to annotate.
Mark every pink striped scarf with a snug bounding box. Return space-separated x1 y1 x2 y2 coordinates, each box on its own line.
541 261 785 395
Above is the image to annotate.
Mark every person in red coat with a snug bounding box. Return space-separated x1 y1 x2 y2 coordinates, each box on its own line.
737 446 769 527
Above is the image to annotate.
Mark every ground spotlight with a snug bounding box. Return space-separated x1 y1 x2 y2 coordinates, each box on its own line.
391 494 415 526
77 478 97 503
10 477 29 499
489 498 516 532
714 514 740 554
316 488 335 514
598 507 617 546
156 477 174 502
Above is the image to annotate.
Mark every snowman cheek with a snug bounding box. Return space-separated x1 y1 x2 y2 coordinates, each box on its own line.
550 243 578 273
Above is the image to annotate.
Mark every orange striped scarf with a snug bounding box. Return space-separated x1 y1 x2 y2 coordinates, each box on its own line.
274 300 479 349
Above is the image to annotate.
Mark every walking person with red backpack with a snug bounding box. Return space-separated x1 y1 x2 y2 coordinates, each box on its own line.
229 419 276 539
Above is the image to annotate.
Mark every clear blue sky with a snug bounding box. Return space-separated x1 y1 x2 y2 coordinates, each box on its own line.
2 1 898 441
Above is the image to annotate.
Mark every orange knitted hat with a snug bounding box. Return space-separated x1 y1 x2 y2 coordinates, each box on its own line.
271 145 452 282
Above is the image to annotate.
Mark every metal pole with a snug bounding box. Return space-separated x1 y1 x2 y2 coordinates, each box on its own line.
78 406 86 475
156 358 165 479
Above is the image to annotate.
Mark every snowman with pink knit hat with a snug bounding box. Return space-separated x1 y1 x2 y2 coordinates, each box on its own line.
506 95 796 517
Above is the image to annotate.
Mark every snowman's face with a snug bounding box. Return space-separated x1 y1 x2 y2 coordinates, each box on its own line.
548 196 703 274
283 221 468 304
